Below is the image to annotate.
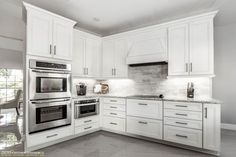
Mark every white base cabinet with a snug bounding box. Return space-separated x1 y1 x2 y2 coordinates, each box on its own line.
203 104 221 151
127 116 162 139
164 125 202 148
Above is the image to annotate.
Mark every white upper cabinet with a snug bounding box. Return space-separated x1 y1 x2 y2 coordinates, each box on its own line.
102 38 128 78
53 17 73 60
24 2 76 60
168 24 189 76
189 19 214 75
168 13 216 77
27 8 53 58
126 28 167 65
73 30 101 77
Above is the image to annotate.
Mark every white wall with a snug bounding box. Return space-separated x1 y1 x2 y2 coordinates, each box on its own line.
0 48 23 69
0 1 25 70
213 23 236 124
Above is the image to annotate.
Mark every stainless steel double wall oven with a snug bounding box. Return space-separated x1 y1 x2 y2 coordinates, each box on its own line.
29 60 72 134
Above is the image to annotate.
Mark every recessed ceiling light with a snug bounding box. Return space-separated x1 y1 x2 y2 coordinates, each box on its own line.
93 17 100 22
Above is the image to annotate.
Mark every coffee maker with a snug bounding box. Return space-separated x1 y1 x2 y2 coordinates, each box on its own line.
76 83 87 96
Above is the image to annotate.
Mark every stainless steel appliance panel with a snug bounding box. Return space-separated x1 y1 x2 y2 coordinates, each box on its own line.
29 98 71 133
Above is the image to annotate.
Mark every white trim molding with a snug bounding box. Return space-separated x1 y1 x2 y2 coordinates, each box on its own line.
221 123 236 131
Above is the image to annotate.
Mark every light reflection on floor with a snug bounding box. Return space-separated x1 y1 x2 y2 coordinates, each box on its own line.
0 109 23 151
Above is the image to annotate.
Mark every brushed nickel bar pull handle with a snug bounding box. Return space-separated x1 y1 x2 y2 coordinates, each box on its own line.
205 107 208 118
138 121 148 124
114 68 116 76
185 63 188 72
138 103 148 106
46 134 58 138
110 113 117 115
176 113 188 116
84 126 92 130
176 122 188 125
110 106 117 109
110 100 117 102
176 134 188 138
84 120 92 123
190 63 193 72
50 44 52 54
110 122 117 125
54 45 56 55
176 105 188 108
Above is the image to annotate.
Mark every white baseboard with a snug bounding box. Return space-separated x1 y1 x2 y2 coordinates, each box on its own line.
221 123 236 131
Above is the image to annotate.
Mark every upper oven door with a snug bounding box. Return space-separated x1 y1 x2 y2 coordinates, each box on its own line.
29 69 71 100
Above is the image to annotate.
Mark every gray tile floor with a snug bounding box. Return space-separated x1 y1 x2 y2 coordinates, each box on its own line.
39 129 236 157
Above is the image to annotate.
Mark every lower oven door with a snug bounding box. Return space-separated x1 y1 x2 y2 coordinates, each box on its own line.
29 98 71 134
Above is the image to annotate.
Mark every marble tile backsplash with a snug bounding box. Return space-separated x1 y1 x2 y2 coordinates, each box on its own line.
73 64 212 98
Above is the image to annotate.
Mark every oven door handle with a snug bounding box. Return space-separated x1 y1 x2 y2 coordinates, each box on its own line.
31 69 71 74
74 102 98 107
31 98 71 104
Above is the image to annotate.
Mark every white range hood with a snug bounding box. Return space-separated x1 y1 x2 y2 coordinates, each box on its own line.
126 28 168 65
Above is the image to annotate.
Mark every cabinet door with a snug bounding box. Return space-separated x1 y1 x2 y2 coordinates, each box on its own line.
189 19 214 75
53 17 73 60
85 38 101 77
72 30 86 76
102 40 115 77
114 39 128 78
203 104 221 151
27 9 53 57
168 24 189 76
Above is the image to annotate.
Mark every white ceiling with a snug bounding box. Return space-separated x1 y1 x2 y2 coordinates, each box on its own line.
1 0 236 36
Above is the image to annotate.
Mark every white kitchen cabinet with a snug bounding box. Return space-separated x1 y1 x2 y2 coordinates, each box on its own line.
164 125 202 148
73 30 101 77
53 17 73 60
127 116 163 139
189 19 214 75
24 2 76 60
127 99 163 120
203 104 221 152
102 38 128 78
168 24 189 76
27 8 53 58
168 17 215 77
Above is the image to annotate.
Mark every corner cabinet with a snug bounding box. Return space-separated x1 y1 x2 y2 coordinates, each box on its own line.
24 2 76 60
168 14 216 77
102 38 128 78
72 30 101 77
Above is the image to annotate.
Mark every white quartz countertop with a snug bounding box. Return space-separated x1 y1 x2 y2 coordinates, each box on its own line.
72 94 221 104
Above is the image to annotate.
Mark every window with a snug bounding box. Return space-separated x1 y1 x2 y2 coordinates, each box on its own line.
0 69 23 102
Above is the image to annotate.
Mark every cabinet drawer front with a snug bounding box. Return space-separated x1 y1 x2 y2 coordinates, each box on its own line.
127 99 162 120
103 116 125 132
27 126 73 147
103 98 126 105
164 101 202 112
164 109 202 121
127 116 163 139
75 116 99 127
104 103 126 111
103 110 126 118
164 125 202 148
164 117 202 130
75 122 99 134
